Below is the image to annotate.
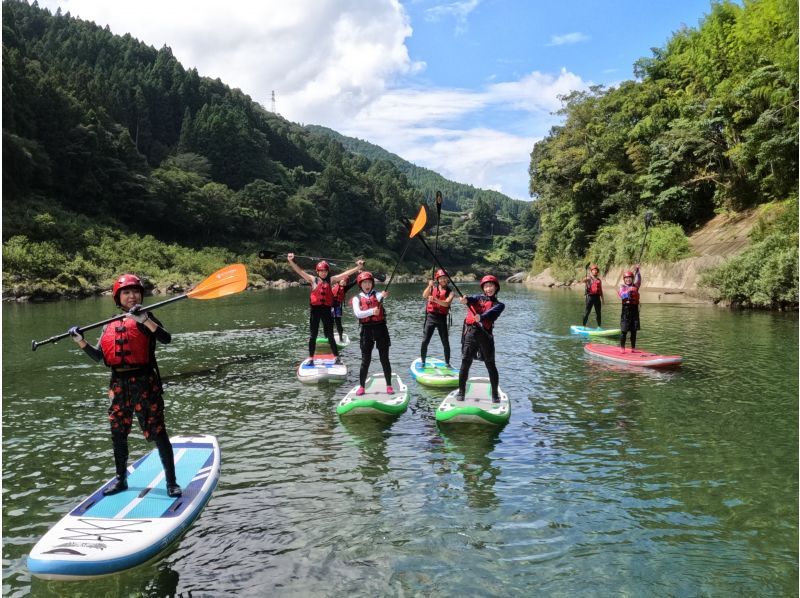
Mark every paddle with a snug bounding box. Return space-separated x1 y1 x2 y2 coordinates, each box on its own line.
431 190 443 279
31 264 248 351
636 211 654 264
258 250 356 267
383 204 428 293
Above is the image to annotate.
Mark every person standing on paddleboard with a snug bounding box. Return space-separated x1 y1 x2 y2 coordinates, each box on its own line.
67 274 182 498
618 265 642 352
331 275 356 343
288 253 363 365
420 269 455 368
581 264 605 327
457 275 505 403
352 271 394 395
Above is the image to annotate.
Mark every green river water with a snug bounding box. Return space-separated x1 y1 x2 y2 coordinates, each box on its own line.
3 285 798 596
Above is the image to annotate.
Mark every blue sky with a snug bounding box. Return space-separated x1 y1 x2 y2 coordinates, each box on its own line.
39 0 716 201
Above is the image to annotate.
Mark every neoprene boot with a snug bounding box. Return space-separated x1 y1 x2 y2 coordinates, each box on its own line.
103 436 129 495
156 433 182 498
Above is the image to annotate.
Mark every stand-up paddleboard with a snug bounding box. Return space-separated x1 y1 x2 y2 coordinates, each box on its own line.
409 357 459 388
570 325 621 337
436 377 510 426
337 373 409 417
584 343 682 367
28 434 220 580
315 333 350 348
297 351 347 383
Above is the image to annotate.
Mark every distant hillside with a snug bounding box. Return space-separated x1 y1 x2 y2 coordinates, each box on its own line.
305 125 528 219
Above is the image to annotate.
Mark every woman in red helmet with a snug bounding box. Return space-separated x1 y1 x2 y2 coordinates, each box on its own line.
288 253 363 365
458 274 505 403
618 264 642 352
351 271 393 395
331 275 357 343
67 274 182 498
581 264 605 327
420 269 455 368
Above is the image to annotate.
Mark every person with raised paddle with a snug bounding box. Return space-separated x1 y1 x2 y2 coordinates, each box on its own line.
618 265 642 352
288 253 363 366
420 269 455 368
580 264 605 328
351 271 394 395
457 275 505 403
67 274 182 498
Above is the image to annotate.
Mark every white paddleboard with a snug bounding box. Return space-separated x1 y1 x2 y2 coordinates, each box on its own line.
296 351 347 383
27 434 220 579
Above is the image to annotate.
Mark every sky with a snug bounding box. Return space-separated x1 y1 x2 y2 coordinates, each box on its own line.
38 0 715 201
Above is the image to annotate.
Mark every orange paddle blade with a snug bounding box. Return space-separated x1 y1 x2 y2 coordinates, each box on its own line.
187 264 248 300
409 205 428 238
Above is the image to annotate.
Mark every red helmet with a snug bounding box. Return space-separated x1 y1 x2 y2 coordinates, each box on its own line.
623 271 634 278
480 275 499 291
589 264 599 272
435 269 448 279
316 260 329 272
357 271 374 286
112 274 144 306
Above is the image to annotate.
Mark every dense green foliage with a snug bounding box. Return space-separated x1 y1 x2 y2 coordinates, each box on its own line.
1 1 535 299
700 199 798 307
529 0 798 306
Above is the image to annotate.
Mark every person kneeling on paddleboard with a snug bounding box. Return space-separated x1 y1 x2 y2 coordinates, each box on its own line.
420 269 455 368
288 253 363 366
68 274 182 498
581 264 604 327
458 275 505 403
352 271 393 395
618 265 642 352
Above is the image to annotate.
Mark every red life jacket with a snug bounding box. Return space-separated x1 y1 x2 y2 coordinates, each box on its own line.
310 277 334 307
619 284 640 305
331 283 346 305
587 277 602 295
426 286 450 315
100 317 151 367
358 293 385 324
465 297 497 332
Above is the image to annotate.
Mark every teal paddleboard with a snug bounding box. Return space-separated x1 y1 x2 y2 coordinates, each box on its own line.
409 357 459 388
570 325 621 337
436 377 510 426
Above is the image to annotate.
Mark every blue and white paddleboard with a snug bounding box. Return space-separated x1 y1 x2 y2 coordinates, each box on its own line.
28 434 220 580
297 351 347 383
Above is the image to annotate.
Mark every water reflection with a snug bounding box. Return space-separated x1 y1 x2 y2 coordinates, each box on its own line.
437 425 502 509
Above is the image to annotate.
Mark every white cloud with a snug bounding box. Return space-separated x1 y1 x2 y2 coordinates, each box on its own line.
424 0 480 33
548 32 589 46
37 0 590 200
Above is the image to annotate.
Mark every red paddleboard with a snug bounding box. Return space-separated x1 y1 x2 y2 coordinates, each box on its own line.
584 343 682 368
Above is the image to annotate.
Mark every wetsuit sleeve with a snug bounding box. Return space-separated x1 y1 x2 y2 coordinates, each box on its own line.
634 270 642 289
345 279 356 293
82 340 104 363
147 313 171 344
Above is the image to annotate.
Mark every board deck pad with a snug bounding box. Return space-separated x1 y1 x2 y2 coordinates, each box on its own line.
409 357 459 388
27 434 220 579
337 373 409 416
584 342 682 367
315 333 350 348
436 377 510 426
570 325 621 337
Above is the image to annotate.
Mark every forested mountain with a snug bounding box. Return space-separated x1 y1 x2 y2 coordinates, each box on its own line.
304 125 527 219
529 0 797 307
2 0 535 299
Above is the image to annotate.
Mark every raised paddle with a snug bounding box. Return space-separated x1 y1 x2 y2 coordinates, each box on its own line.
431 190 443 280
636 211 654 264
31 264 248 351
258 250 358 267
383 204 428 293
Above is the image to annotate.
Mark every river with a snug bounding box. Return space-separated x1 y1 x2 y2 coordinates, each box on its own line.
3 284 797 596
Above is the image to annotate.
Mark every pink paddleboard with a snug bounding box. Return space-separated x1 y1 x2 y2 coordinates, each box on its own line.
584 343 682 368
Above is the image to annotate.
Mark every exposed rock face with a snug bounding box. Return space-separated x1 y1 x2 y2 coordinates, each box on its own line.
522 209 761 304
